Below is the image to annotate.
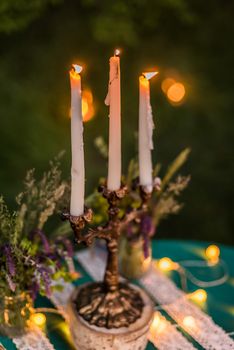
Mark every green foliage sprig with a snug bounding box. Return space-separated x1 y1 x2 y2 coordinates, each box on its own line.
0 154 73 299
91 137 191 238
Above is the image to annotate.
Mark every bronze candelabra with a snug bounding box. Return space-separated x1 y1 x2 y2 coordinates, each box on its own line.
62 182 153 329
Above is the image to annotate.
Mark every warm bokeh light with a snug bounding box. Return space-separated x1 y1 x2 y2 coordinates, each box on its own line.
82 89 94 122
183 316 196 329
143 71 158 80
150 312 167 335
161 78 175 94
70 271 80 280
157 257 178 271
69 89 94 121
57 321 74 346
190 289 207 303
167 82 186 103
30 313 46 327
205 245 220 263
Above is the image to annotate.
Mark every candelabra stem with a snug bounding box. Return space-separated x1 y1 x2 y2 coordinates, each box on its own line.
105 239 119 292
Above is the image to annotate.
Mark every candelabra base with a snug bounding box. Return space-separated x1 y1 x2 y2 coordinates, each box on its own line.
68 283 154 350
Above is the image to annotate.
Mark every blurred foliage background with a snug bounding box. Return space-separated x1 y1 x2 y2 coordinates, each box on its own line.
0 0 233 244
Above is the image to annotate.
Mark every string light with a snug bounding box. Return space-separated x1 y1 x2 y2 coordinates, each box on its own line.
150 312 167 335
30 313 46 327
158 257 178 271
189 289 207 303
205 245 220 263
182 316 197 329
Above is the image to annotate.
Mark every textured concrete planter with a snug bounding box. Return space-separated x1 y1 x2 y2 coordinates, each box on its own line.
68 283 154 350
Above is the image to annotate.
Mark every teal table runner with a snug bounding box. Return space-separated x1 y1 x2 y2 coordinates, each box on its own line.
1 239 233 350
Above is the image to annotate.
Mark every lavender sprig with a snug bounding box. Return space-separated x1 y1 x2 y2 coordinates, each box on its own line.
4 245 16 277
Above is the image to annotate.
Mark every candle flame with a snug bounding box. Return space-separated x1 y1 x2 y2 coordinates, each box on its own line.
72 64 83 74
114 49 121 56
143 71 158 80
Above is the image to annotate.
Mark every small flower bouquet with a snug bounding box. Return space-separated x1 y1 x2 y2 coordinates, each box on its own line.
89 140 191 279
119 148 191 278
0 155 73 336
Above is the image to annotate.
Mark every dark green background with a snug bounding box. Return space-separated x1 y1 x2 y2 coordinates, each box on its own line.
0 0 233 244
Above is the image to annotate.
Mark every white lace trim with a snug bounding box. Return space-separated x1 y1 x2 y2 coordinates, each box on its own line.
75 249 196 350
12 326 55 350
141 265 234 350
0 342 7 350
148 312 196 350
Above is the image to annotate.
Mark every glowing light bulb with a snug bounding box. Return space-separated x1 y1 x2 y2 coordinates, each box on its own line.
167 82 185 104
150 313 161 332
30 313 46 327
158 257 178 271
190 289 207 303
150 312 167 335
70 271 80 280
205 245 220 263
183 316 196 329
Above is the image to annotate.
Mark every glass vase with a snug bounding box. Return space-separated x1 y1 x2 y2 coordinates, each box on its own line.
119 236 152 279
0 292 34 337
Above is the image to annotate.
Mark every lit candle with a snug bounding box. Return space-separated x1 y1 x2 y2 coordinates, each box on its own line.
139 71 158 190
105 50 121 191
70 64 85 216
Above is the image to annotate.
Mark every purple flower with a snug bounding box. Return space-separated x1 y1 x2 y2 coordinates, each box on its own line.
143 234 150 259
141 216 155 237
4 245 16 277
55 238 74 258
63 239 74 258
31 229 51 254
6 274 16 292
31 281 39 300
141 216 154 258
38 265 52 296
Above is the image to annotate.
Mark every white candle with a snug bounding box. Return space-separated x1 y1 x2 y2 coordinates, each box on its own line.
70 64 85 216
139 72 158 190
105 50 121 191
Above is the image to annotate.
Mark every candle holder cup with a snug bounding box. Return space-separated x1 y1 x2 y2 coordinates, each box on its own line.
62 182 155 350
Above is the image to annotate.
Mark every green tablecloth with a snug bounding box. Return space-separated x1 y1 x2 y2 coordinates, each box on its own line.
1 239 234 349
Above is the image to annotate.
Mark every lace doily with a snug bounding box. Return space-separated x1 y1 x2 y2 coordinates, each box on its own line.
141 266 234 350
75 249 197 350
12 326 55 350
148 313 196 350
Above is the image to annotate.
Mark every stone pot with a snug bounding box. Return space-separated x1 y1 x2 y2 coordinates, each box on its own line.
67 283 154 350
